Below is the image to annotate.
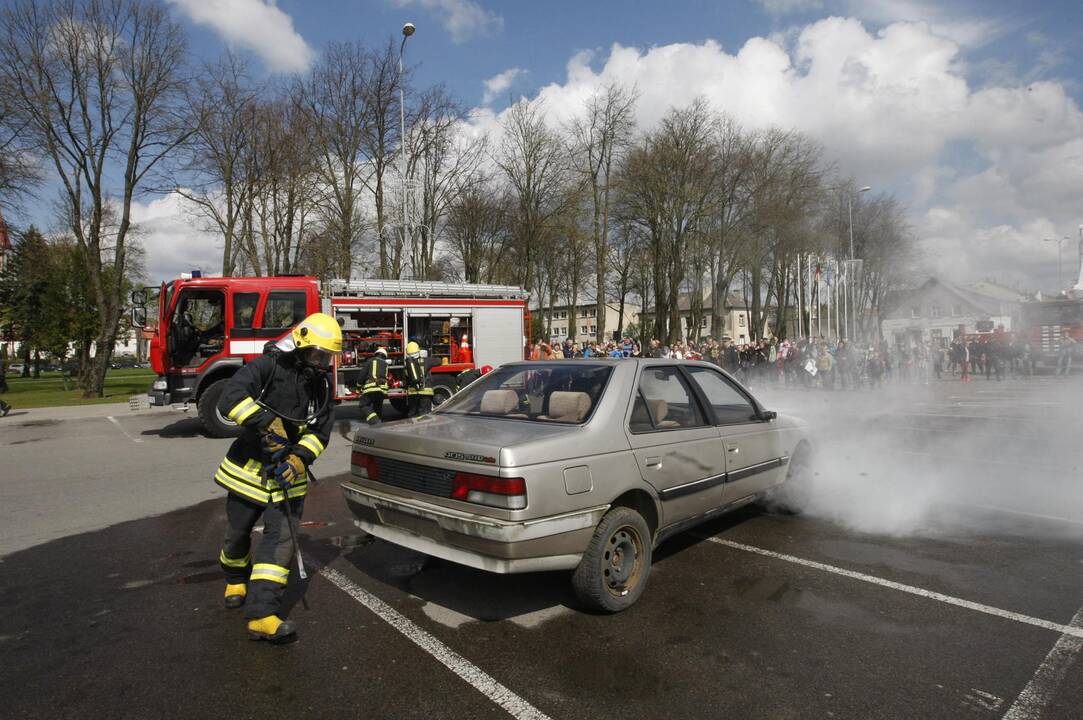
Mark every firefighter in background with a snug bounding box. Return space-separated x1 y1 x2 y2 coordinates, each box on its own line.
214 312 341 642
356 346 389 424
404 341 433 416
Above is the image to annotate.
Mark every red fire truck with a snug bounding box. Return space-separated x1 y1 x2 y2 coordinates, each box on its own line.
131 276 530 437
1018 296 1083 368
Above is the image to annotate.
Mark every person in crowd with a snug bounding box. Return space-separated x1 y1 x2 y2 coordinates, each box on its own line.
1057 331 1076 376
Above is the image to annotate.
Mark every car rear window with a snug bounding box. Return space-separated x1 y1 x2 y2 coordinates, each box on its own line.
438 364 613 424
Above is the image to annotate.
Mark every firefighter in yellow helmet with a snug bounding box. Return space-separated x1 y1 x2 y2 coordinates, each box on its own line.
214 312 341 642
355 346 389 425
404 341 434 417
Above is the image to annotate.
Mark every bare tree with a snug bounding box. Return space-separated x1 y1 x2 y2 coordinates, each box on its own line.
301 42 371 278
360 39 405 278
0 73 42 210
404 87 478 279
567 83 637 343
445 173 508 283
617 100 720 343
169 53 254 276
0 0 193 396
496 99 571 292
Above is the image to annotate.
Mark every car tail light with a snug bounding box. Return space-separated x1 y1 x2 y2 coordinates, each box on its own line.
451 471 527 510
352 451 380 481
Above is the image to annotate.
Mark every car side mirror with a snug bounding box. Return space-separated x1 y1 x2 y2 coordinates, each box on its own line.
130 289 148 306
759 409 777 421
131 306 148 329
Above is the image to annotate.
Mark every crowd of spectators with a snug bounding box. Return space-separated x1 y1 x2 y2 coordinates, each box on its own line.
527 330 1077 389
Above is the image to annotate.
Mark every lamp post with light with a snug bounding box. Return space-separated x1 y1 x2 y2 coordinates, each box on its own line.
399 22 415 271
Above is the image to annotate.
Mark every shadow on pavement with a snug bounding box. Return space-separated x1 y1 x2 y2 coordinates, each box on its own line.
141 416 210 438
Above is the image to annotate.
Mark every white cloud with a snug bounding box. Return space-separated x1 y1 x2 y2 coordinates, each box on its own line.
391 0 503 44
129 193 224 283
482 67 525 106
167 0 315 73
463 17 1083 290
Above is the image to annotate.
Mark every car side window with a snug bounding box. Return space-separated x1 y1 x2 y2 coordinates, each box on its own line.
632 366 706 431
686 366 757 424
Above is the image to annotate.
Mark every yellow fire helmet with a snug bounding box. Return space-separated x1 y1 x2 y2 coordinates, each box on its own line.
405 341 421 356
292 312 343 354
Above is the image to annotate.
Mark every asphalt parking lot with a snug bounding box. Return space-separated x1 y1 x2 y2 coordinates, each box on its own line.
2 377 1081 719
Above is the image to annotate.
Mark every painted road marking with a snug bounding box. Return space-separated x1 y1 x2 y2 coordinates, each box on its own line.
1002 604 1083 719
320 566 552 720
106 416 144 443
702 537 1083 639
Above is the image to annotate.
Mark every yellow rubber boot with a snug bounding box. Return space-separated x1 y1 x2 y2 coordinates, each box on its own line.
247 615 297 642
223 583 246 609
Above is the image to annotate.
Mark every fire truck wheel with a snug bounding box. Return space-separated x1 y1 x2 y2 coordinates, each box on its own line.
198 378 245 438
430 378 455 407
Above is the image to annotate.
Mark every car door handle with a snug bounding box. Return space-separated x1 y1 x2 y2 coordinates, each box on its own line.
726 445 740 454
645 456 662 469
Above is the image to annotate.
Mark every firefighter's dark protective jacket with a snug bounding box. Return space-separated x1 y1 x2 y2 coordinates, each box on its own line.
357 355 389 395
214 350 333 506
404 356 433 396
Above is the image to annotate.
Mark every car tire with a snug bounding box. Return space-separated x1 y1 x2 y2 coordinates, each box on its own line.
389 397 409 417
763 444 814 515
198 378 245 439
571 506 652 613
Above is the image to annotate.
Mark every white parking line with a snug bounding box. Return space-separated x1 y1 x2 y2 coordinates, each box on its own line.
702 537 1083 639
320 566 552 720
1002 604 1083 719
106 416 144 443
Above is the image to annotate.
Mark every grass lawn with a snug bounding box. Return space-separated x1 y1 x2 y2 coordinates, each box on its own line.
3 369 156 409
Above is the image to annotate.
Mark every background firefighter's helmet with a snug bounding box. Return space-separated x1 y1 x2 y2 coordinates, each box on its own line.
405 341 421 357
292 312 343 353
375 346 388 357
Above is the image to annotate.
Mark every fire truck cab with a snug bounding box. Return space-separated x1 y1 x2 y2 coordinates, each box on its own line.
133 275 529 437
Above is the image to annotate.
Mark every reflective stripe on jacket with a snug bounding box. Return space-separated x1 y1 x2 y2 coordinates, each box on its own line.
404 356 433 396
214 350 333 506
358 356 389 395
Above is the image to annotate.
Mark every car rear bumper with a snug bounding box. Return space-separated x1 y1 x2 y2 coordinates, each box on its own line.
341 481 607 574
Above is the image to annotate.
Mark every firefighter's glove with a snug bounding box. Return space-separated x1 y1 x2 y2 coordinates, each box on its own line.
260 416 289 456
274 454 306 488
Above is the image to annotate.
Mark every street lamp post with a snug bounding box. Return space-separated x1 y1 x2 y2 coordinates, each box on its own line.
399 22 415 274
846 185 871 341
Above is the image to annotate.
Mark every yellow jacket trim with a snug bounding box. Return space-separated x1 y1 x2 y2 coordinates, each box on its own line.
251 563 290 585
222 457 262 483
227 396 260 423
297 434 325 457
219 549 251 568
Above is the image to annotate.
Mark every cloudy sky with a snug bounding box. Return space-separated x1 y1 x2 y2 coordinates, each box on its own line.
24 0 1083 292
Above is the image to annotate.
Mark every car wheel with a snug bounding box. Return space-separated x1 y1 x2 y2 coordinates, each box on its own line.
198 378 245 438
572 506 652 613
764 444 814 515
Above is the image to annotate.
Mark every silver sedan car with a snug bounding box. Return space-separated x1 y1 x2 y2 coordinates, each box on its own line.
342 359 811 612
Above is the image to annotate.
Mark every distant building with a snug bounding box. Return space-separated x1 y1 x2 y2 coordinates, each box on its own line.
638 291 753 344
880 277 1028 347
534 297 641 344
